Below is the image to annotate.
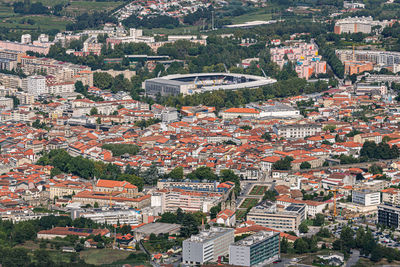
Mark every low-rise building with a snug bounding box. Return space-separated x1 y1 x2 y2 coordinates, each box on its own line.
273 124 322 139
247 202 306 232
37 227 110 240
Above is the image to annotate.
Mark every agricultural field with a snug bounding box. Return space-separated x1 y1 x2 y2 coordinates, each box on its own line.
239 198 259 209
249 185 268 195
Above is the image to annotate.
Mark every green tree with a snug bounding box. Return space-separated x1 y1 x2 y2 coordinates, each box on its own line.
180 213 199 237
168 166 184 180
300 161 311 169
90 107 98 115
33 249 53 265
187 166 218 181
299 221 309 233
272 156 293 170
280 237 290 253
313 213 325 226
294 238 309 254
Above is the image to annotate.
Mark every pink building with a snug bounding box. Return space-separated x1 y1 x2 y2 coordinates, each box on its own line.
0 41 49 55
270 42 326 79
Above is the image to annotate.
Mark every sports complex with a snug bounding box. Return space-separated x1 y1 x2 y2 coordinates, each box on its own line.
143 73 277 96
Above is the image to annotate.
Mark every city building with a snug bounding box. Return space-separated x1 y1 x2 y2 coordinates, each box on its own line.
355 84 388 96
246 102 301 118
220 108 261 120
352 189 381 206
152 188 223 213
49 181 90 199
47 82 75 95
77 208 141 225
273 124 322 139
382 188 400 205
27 75 47 96
182 227 235 265
378 204 400 229
21 34 32 44
229 231 280 267
133 222 181 240
247 202 306 232
0 40 50 55
343 1 365 9
336 49 400 67
334 16 389 34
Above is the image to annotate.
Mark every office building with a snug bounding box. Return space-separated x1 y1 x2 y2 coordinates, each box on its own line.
247 202 306 232
27 75 47 96
182 227 234 265
353 189 381 206
229 231 280 267
378 204 400 229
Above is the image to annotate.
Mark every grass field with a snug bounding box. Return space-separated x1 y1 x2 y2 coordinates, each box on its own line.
230 9 273 24
0 1 123 33
64 1 123 16
80 249 132 265
249 185 268 195
239 198 259 209
236 210 247 220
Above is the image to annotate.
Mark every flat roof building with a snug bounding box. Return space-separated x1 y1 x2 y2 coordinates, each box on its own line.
183 227 234 265
247 201 306 232
378 203 400 229
133 222 180 240
352 189 381 206
229 231 280 267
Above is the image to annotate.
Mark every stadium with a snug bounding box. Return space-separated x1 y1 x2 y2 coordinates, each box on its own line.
143 73 277 96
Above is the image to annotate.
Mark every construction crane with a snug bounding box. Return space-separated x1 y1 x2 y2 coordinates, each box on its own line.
329 188 339 217
109 191 113 208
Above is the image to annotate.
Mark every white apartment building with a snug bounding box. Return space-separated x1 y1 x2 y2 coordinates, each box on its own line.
152 189 222 213
21 34 32 44
47 82 75 95
0 97 13 110
183 227 234 265
16 93 35 105
352 189 381 206
27 75 47 96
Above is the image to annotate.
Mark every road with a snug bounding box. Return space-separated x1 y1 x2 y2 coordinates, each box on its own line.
346 249 360 267
288 158 397 174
